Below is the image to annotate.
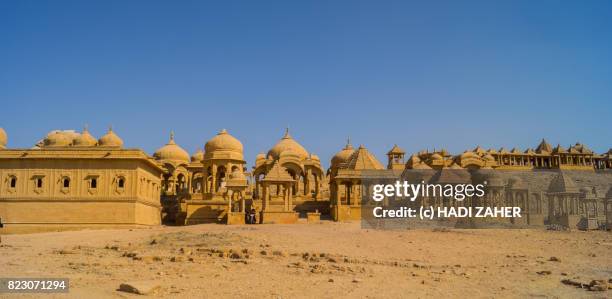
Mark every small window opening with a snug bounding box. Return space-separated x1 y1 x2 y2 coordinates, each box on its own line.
118 178 125 188
10 177 16 188
91 178 97 189
36 178 43 188
63 178 70 188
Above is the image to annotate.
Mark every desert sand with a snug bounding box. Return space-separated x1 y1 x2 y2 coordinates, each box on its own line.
1 221 610 298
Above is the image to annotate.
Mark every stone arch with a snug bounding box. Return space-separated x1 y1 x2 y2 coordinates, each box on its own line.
216 165 227 192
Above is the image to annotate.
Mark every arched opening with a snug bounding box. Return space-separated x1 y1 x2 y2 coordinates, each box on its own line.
63 177 70 188
216 166 226 192
36 178 43 188
177 174 186 194
118 178 125 188
191 173 202 193
10 176 16 188
287 169 298 196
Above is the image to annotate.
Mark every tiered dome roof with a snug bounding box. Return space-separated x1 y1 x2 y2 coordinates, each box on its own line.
547 172 578 193
331 138 354 167
569 142 592 154
430 153 443 161
535 138 552 154
205 129 242 153
460 151 478 159
154 132 190 163
552 144 567 153
387 144 405 155
204 129 244 161
98 127 123 148
267 129 309 160
483 153 495 162
344 145 384 170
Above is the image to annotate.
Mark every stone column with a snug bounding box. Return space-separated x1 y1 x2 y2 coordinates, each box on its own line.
264 184 269 211
211 165 217 194
335 182 341 207
228 190 232 211
288 183 293 211
353 181 359 206
306 169 311 197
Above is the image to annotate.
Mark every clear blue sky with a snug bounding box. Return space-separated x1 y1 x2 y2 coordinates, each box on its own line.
1 0 611 168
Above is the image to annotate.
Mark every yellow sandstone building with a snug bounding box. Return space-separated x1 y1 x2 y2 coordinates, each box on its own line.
0 127 163 233
0 126 611 232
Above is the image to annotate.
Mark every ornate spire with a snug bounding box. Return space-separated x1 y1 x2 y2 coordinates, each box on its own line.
168 131 176 144
345 136 353 150
283 127 292 139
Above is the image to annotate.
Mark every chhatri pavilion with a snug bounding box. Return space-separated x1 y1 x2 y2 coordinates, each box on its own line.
0 125 611 232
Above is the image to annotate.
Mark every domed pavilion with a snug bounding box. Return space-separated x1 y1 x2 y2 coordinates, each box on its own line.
253 128 325 203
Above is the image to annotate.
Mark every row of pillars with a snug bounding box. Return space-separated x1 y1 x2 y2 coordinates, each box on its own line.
261 182 293 212
496 154 593 168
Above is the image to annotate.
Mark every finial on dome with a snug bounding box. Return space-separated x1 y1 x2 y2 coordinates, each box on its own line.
219 128 227 134
283 127 291 139
83 124 89 132
344 137 353 150
167 130 176 144
109 125 113 132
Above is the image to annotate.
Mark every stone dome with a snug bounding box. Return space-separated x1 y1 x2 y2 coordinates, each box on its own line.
267 129 309 160
154 132 190 163
483 153 495 162
44 131 73 147
73 127 97 147
331 141 354 166
408 154 421 163
430 153 443 161
0 127 7 149
205 129 243 155
191 148 204 162
460 151 478 159
98 127 124 148
279 149 302 160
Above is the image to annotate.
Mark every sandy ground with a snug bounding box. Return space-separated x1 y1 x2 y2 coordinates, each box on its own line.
1 222 611 298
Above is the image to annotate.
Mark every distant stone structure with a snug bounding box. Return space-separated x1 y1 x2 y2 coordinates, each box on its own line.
406 139 608 171
252 129 327 222
328 141 396 221
0 127 163 233
0 126 610 232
